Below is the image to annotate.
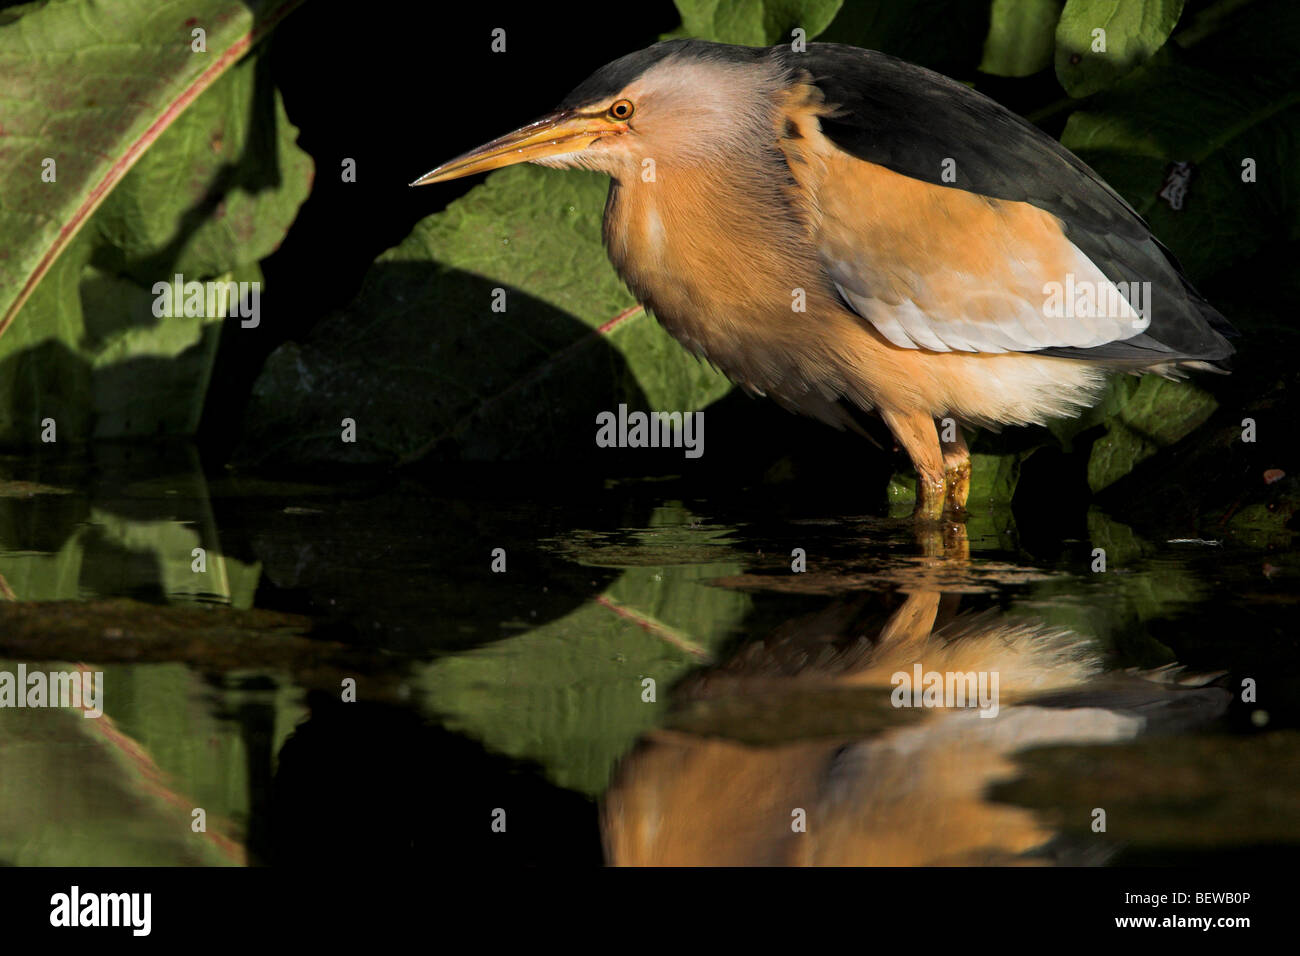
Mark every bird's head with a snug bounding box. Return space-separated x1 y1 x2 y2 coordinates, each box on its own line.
411 40 784 186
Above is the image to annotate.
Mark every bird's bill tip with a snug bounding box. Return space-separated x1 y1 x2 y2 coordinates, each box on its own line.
410 111 623 186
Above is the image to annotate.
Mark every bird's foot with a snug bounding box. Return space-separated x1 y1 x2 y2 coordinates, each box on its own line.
912 472 947 522
912 466 971 557
943 458 971 516
912 463 971 522
912 477 969 555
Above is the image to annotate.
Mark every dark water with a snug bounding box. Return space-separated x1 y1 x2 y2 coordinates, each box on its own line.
0 445 1295 866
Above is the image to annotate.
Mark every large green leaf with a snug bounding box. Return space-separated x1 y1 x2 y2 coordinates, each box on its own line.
1018 511 1206 652
0 451 302 867
672 0 844 45
0 0 303 334
240 166 733 465
92 50 313 284
414 505 750 796
0 670 254 866
980 0 1063 77
0 623 311 864
1046 375 1219 493
1060 5 1300 281
0 1 310 444
1055 0 1185 97
0 452 262 608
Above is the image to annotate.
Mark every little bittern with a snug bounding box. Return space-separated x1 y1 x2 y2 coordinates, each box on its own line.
413 40 1235 518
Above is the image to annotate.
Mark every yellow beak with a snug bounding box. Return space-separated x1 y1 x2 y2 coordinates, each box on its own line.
410 111 625 186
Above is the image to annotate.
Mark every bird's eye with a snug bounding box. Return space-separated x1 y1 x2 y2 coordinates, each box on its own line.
609 99 634 120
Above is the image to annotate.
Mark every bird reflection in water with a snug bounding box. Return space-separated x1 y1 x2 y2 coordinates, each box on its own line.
602 586 1228 865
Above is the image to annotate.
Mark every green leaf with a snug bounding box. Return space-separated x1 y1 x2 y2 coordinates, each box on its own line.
980 0 1063 77
1061 65 1300 281
1016 519 1203 655
0 669 250 865
1055 0 1185 97
968 450 1024 506
0 226 236 443
0 452 292 865
239 166 734 465
0 640 309 864
0 461 263 608
92 52 313 284
85 264 263 440
1083 376 1217 492
1040 374 1211 494
414 504 749 796
0 0 304 335
0 3 311 444
673 0 843 45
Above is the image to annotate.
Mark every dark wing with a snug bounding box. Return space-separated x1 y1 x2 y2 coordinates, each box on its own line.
778 43 1234 364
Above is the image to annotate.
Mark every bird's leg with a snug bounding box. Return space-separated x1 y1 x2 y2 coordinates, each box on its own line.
939 423 971 515
879 407 946 521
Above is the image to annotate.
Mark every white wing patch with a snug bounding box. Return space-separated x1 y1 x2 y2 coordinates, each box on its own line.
829 240 1149 354
806 152 1154 356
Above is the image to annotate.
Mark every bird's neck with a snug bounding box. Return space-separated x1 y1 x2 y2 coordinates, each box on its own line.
604 154 815 300
599 152 833 378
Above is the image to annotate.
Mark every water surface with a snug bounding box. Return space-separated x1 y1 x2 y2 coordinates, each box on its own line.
0 446 1294 865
